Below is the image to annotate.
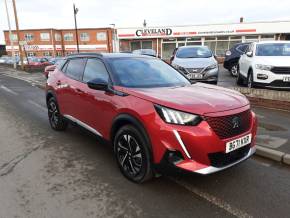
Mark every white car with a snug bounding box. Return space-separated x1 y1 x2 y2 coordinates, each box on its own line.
237 41 290 89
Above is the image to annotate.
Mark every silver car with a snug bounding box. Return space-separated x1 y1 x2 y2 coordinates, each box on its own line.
171 46 219 84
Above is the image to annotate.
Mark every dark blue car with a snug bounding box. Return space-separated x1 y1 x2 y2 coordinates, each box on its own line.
224 42 250 76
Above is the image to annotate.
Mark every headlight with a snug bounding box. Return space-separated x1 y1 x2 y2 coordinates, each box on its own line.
255 64 272 71
207 63 218 70
154 105 202 126
172 64 185 72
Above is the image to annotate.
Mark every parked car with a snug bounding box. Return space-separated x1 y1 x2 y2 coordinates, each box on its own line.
46 53 257 183
24 57 51 67
224 42 250 76
171 46 219 84
0 56 10 64
132 49 157 57
237 41 290 89
44 58 65 78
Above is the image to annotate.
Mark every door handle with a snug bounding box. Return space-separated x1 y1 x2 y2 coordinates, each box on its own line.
75 88 84 94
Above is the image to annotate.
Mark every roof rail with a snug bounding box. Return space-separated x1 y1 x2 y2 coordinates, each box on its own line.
66 52 103 57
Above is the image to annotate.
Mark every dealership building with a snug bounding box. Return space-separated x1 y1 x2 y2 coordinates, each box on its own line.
3 20 290 60
3 28 113 57
117 20 290 60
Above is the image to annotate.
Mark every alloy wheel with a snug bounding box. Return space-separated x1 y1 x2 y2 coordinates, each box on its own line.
116 134 143 177
48 101 59 128
231 65 238 76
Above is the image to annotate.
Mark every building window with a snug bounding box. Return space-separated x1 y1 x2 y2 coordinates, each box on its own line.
56 52 62 57
64 33 74 41
130 40 153 51
43 51 51 56
55 33 61 41
80 32 90 41
24 33 34 41
27 52 35 57
9 34 18 41
260 34 275 41
96 32 107 41
40 33 50 41
245 35 259 42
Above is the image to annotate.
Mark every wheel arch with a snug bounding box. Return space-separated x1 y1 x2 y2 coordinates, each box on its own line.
110 113 152 151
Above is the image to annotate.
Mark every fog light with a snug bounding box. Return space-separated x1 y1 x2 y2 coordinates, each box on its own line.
167 150 184 164
257 73 268 80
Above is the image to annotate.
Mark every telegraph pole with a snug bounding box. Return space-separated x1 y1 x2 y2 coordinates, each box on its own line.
73 4 80 53
12 0 24 69
4 0 16 68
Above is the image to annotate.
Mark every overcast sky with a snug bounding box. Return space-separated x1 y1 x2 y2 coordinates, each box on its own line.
1 0 290 43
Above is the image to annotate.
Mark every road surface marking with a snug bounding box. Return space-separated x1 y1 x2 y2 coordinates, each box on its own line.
28 100 47 112
0 85 18 95
170 177 252 218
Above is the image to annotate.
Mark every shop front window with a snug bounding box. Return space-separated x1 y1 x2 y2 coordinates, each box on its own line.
216 41 229 56
162 43 176 60
130 41 153 51
131 41 141 51
204 41 217 54
142 41 153 49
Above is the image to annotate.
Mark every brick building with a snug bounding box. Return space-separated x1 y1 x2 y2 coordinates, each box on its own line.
4 28 113 57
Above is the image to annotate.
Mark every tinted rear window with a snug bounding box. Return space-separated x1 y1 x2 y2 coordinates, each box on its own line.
65 58 87 81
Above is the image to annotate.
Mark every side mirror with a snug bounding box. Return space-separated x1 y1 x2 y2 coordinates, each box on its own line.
87 78 108 91
246 51 253 57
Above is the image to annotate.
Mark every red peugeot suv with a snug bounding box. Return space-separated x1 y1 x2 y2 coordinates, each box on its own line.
46 53 257 183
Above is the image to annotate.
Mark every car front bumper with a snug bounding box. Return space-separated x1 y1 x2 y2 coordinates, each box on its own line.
146 106 257 175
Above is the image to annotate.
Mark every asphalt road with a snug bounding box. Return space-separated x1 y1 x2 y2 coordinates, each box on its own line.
218 65 237 87
0 73 290 218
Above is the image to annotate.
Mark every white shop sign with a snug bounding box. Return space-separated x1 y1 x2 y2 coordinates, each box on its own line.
117 21 290 39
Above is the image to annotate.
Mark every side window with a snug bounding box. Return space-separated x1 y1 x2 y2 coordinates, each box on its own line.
83 58 109 83
237 44 248 53
65 58 86 81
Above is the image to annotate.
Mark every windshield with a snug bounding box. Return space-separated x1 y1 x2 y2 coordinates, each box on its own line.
109 58 190 88
256 43 290 56
176 47 212 58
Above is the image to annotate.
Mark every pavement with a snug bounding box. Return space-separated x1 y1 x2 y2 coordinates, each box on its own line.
1 66 290 217
0 64 290 165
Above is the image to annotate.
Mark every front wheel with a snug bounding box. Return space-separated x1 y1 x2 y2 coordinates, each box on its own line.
230 64 238 77
247 71 256 88
236 66 244 86
114 125 153 183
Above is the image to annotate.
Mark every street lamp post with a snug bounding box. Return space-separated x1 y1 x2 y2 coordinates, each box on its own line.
73 4 79 53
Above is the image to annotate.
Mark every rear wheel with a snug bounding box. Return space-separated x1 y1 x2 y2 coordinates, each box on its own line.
47 97 68 131
114 125 153 183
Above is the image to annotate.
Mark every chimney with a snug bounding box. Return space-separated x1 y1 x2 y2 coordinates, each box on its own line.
240 17 244 23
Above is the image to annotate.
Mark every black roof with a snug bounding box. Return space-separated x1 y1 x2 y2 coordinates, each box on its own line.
66 52 154 59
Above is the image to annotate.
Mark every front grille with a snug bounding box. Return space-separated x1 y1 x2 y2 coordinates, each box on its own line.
185 68 203 74
271 67 290 74
205 110 252 139
267 80 290 88
208 145 250 168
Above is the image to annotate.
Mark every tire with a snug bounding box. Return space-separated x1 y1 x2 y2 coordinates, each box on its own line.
236 65 244 86
47 97 68 131
230 64 238 77
247 71 256 89
114 125 153 183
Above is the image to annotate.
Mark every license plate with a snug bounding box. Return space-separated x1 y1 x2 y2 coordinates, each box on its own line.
187 73 203 79
283 77 290 82
226 134 252 153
